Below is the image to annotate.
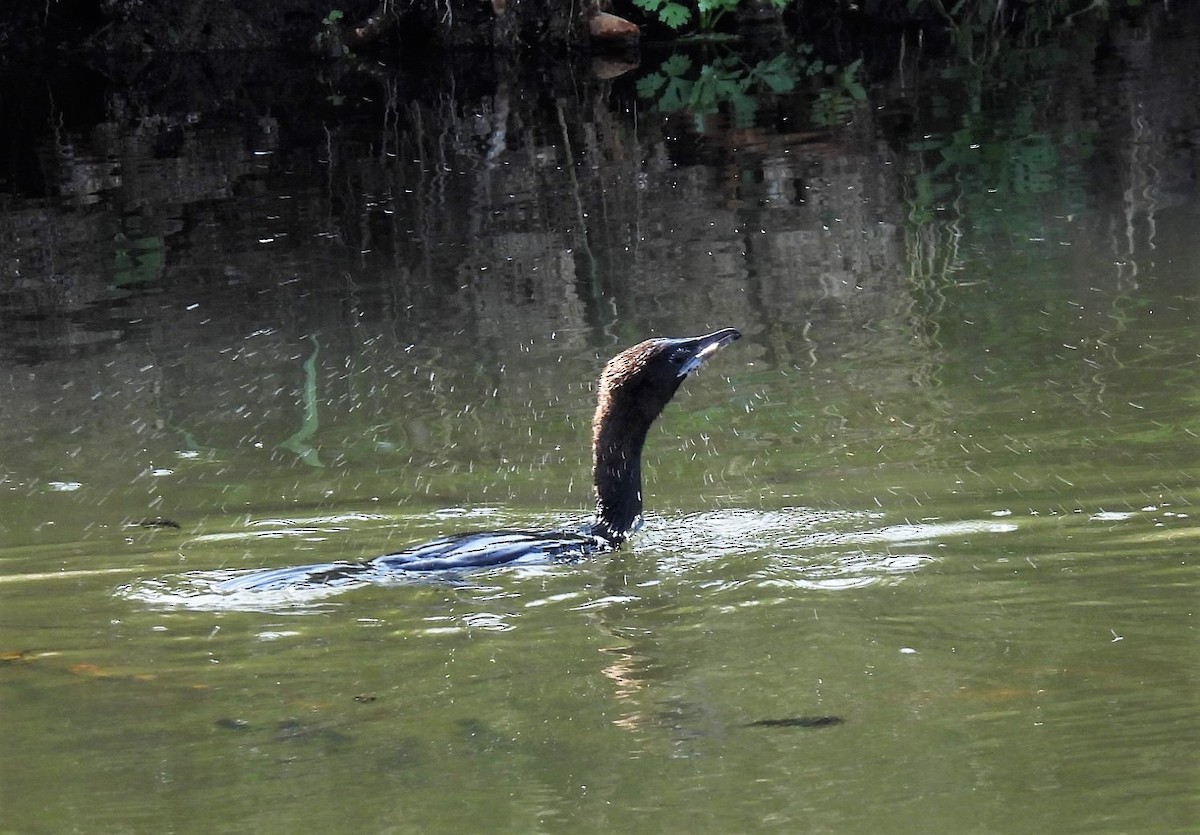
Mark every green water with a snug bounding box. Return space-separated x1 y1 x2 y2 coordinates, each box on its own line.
2 290 1195 831
2 15 1199 834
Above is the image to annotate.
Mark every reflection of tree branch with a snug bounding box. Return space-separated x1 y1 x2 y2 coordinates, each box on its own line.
1062 0 1108 25
349 1 400 46
918 0 955 27
278 335 324 467
321 0 522 53
555 99 601 302
316 1 400 56
485 81 510 169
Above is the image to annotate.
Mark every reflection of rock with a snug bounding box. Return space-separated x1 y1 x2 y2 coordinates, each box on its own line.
592 57 639 81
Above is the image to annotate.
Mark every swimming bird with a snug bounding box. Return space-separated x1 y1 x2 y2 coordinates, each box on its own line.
217 328 740 591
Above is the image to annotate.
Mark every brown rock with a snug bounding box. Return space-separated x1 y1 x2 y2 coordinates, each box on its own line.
589 11 640 42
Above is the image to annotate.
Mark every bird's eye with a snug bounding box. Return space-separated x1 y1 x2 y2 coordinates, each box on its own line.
669 349 688 365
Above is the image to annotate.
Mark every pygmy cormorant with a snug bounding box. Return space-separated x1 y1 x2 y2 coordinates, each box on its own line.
217 328 740 591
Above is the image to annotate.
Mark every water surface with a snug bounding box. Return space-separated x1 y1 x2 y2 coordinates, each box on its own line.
1 11 1198 833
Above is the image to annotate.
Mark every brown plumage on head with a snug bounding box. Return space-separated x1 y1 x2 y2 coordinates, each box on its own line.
588 330 740 544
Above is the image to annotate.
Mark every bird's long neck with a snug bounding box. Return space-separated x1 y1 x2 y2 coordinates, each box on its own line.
590 401 653 546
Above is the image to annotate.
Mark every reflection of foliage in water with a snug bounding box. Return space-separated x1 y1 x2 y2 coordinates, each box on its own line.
907 0 1144 66
636 48 866 129
905 98 1093 234
804 52 867 127
903 30 1095 263
113 234 166 286
898 27 1108 382
278 335 325 468
901 0 1144 243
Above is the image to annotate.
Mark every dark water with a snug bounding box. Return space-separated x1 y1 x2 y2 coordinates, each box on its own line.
2 9 1198 834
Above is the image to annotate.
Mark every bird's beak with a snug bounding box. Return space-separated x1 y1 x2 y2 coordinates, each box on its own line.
676 328 741 377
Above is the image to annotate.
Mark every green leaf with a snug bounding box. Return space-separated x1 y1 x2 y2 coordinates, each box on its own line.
691 71 720 113
756 54 798 93
730 91 758 128
659 77 693 112
636 73 667 98
761 73 795 93
660 2 692 28
662 54 693 77
713 78 743 100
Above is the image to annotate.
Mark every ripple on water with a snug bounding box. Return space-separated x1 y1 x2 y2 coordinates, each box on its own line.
115 572 357 613
638 509 1016 591
114 509 1019 613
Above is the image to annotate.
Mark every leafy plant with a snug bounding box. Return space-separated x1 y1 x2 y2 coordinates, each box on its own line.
633 0 791 32
637 47 866 130
637 54 699 113
808 57 866 127
632 0 691 29
638 53 799 128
